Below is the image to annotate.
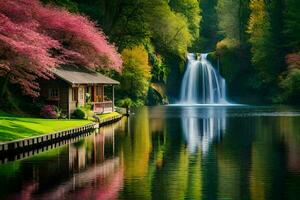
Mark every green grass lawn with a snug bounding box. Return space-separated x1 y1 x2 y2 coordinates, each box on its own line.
0 112 92 142
97 112 122 120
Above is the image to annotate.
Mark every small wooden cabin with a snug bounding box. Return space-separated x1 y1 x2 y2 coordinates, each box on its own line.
40 66 119 117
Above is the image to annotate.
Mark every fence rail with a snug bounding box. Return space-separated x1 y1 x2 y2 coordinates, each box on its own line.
93 101 113 113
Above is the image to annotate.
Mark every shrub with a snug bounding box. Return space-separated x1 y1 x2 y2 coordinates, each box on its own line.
279 69 300 104
80 105 94 120
40 105 59 119
117 98 133 109
216 39 239 56
120 45 151 100
147 87 163 106
72 108 86 119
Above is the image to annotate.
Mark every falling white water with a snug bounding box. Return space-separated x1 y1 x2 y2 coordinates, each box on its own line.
180 53 228 104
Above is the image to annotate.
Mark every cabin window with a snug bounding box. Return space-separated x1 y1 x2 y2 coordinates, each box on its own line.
72 88 78 101
79 87 84 100
49 88 59 98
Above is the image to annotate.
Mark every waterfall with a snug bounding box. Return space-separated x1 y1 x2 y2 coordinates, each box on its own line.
179 53 228 104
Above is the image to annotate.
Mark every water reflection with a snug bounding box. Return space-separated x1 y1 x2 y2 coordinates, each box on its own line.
181 107 226 154
1 107 300 199
0 119 125 200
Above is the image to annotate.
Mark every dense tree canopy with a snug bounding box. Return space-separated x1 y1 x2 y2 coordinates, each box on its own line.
169 0 201 43
284 0 300 51
146 0 192 58
120 45 151 103
201 0 292 102
2 0 300 106
217 0 240 41
247 0 273 84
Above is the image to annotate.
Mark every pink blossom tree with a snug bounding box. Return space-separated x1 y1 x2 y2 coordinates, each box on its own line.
0 0 122 97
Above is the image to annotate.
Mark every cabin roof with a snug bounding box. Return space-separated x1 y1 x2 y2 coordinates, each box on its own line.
53 66 119 85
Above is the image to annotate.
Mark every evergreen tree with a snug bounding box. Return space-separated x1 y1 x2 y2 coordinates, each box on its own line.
247 0 274 87
284 0 300 52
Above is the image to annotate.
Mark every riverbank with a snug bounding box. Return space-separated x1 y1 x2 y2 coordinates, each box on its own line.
0 111 122 142
0 111 123 157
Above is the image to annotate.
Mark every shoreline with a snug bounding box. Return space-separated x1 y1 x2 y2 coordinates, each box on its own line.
0 114 123 158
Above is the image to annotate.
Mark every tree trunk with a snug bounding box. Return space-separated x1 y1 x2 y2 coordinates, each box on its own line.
0 75 9 98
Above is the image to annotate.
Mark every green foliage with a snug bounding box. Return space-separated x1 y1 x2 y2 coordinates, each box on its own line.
216 46 255 102
105 0 151 50
120 45 151 103
216 39 240 55
79 105 95 120
279 69 300 104
117 98 144 108
217 0 240 40
145 0 193 58
247 0 275 85
42 0 78 12
72 108 86 119
217 0 249 43
147 87 163 106
198 0 219 52
284 0 300 51
144 42 169 83
214 0 288 103
151 55 169 83
97 111 121 120
169 0 201 42
117 98 133 109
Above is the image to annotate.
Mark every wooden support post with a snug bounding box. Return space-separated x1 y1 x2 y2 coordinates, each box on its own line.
112 85 115 112
68 87 71 119
102 84 104 102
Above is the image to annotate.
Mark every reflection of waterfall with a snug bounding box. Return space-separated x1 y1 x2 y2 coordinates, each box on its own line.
180 53 228 104
181 107 226 154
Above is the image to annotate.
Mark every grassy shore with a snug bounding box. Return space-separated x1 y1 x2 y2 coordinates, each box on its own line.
0 111 122 142
97 112 122 120
0 111 92 142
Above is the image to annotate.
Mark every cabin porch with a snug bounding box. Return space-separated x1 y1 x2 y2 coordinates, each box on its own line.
86 84 115 114
70 84 116 115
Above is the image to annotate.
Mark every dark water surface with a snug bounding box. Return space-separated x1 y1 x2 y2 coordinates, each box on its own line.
1 106 300 200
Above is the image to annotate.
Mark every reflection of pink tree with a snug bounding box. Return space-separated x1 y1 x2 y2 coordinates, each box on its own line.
94 169 124 200
7 182 38 200
286 141 300 172
68 168 124 200
11 158 123 200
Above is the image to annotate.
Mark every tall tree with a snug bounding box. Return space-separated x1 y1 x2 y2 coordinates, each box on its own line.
284 0 300 52
169 0 201 42
217 0 240 41
198 0 218 51
120 45 151 102
216 0 249 43
247 0 274 87
145 0 193 58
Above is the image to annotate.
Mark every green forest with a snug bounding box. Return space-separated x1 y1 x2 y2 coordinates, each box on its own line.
2 0 300 110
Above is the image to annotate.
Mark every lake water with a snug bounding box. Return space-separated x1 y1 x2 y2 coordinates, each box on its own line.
1 106 300 200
